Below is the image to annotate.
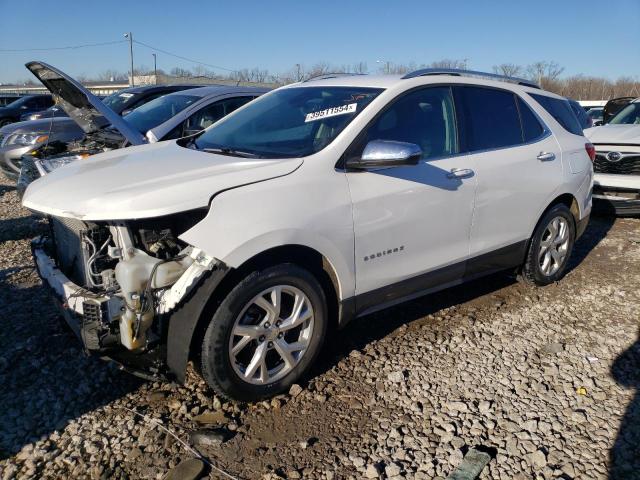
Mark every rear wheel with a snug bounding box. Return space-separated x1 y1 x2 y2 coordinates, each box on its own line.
200 264 327 401
521 204 576 286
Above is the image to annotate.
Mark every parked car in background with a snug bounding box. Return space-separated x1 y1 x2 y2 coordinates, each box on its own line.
585 98 640 215
0 118 84 180
0 94 53 127
17 62 268 193
1 64 203 183
0 94 22 107
568 98 592 129
23 69 593 401
100 84 199 116
21 105 68 121
587 107 604 126
603 97 635 124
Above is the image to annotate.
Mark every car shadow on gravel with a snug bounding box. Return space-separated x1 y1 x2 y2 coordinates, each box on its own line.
0 182 16 198
0 215 48 243
314 272 515 377
566 213 615 273
610 331 640 479
0 279 144 459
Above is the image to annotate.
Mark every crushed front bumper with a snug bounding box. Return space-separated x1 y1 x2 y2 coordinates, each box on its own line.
32 238 170 380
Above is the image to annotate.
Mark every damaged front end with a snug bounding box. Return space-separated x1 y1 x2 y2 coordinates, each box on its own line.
33 210 219 380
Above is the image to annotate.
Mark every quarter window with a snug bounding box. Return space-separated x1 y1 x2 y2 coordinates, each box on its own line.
359 86 458 160
454 86 522 152
529 93 583 136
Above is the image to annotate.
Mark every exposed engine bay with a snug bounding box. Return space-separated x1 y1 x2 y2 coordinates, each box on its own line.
30 127 127 174
36 209 214 361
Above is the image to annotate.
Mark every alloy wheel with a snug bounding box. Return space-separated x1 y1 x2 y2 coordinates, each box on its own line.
538 216 570 276
228 285 315 385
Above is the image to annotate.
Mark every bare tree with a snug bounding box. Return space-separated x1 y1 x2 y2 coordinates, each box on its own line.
429 58 468 70
97 69 127 82
493 63 523 77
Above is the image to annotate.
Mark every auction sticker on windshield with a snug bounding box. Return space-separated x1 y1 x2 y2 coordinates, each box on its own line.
305 103 357 123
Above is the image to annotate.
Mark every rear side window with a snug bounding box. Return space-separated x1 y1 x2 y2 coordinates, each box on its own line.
517 97 545 142
454 86 522 152
530 93 583 136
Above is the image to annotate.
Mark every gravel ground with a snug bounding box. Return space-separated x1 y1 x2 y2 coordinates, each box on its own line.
0 172 639 480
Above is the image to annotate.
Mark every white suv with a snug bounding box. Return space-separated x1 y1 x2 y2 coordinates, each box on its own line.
584 98 640 215
23 69 594 401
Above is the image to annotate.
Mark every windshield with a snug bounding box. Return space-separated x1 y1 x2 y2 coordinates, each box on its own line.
102 91 139 113
124 94 200 134
609 102 640 125
194 86 383 158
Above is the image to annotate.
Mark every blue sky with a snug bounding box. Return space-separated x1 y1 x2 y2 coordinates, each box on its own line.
1 0 639 84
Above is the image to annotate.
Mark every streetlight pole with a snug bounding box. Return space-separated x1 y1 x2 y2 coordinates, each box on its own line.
152 53 157 85
124 32 134 87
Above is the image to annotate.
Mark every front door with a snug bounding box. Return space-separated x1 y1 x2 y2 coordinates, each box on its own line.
345 86 477 311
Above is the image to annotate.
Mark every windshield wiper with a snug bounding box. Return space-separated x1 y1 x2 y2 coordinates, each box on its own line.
202 147 261 158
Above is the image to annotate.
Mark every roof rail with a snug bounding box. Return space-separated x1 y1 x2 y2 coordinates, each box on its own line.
303 72 367 83
401 68 540 89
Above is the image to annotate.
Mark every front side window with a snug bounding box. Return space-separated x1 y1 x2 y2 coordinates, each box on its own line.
124 94 200 134
193 87 383 158
455 86 522 152
609 102 640 125
357 86 458 159
529 93 583 135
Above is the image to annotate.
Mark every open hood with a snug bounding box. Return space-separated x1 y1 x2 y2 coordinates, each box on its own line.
25 61 146 146
22 141 302 220
585 124 640 145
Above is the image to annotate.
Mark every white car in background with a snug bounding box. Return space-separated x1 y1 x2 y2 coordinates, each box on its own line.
585 98 640 215
23 69 593 401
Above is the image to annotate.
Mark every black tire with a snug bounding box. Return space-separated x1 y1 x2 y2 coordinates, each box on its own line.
521 204 576 286
200 264 327 402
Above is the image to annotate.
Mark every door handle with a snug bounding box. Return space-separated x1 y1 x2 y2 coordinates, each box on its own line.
447 168 474 179
537 152 556 161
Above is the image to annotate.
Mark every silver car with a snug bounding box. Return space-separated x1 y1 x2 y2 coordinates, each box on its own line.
0 117 84 180
17 62 269 193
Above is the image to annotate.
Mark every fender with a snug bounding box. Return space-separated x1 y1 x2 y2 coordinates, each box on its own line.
179 164 357 299
165 264 229 382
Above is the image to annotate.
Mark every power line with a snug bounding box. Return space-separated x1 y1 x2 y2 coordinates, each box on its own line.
0 40 127 52
132 39 239 73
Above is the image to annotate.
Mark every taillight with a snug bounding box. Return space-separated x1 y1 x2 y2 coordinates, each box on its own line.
585 143 596 162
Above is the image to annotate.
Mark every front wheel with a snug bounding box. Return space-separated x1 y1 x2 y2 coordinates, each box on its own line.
520 204 576 286
200 264 327 401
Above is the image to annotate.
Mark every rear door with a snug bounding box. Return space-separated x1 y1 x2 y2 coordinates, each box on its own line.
453 85 562 272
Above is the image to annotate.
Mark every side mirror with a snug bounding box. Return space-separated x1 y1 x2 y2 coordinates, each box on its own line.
347 140 422 169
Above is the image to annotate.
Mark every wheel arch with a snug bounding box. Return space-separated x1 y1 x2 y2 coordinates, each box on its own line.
166 244 344 382
531 192 580 238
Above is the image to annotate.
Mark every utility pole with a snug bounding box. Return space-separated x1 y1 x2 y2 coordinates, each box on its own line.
124 32 134 87
152 53 157 85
